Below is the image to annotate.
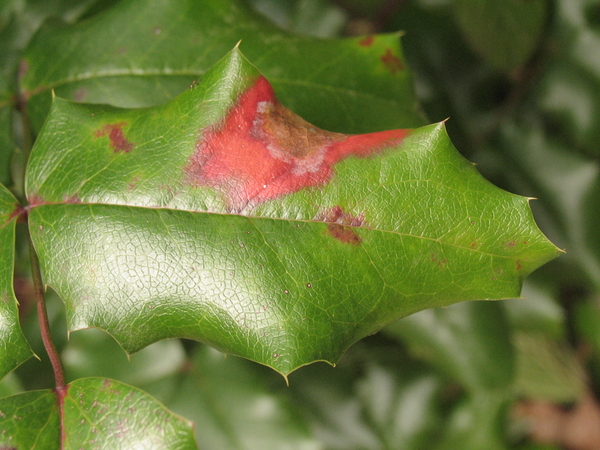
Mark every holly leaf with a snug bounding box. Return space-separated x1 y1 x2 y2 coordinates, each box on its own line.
26 47 559 376
0 183 33 380
20 0 424 136
0 377 197 449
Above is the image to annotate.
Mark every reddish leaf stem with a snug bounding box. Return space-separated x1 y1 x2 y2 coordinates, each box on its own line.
29 237 67 447
29 238 65 388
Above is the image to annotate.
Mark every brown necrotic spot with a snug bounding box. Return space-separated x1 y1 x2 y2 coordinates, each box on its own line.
317 205 366 245
381 49 403 74
327 223 362 245
94 122 134 153
359 36 375 47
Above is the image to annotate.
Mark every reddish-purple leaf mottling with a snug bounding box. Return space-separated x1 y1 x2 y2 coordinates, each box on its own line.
184 76 408 212
316 206 366 245
94 122 134 153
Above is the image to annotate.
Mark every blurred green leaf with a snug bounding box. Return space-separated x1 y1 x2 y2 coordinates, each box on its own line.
166 345 321 450
513 332 585 402
287 342 445 450
249 0 348 38
62 328 186 386
454 0 548 71
575 299 600 353
21 0 424 135
0 184 33 380
384 301 515 392
433 392 510 450
0 0 102 186
534 0 600 155
504 277 565 339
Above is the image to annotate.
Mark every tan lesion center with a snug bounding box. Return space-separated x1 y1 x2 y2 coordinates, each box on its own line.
254 101 347 159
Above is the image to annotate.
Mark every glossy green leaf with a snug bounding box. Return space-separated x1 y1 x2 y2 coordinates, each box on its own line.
0 378 197 449
493 117 600 288
166 345 320 450
0 0 103 186
0 389 60 449
384 301 514 392
0 183 33 380
20 0 424 136
25 47 558 375
454 0 548 71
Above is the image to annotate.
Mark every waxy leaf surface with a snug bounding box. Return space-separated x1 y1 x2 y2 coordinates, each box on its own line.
0 377 196 449
20 0 424 135
0 183 33 380
26 49 559 375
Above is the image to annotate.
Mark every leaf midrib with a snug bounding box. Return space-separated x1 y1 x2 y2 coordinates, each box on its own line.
28 201 523 261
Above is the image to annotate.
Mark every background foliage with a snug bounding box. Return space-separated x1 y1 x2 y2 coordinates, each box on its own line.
0 0 597 449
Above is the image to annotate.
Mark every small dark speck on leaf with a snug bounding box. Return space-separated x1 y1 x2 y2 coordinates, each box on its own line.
306 283 312 288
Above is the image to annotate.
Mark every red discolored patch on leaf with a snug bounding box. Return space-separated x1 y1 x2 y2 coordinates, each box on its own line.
73 88 87 102
327 224 362 245
359 36 375 47
381 49 403 74
94 122 134 153
185 76 409 212
65 194 81 203
316 206 365 245
27 193 45 207
516 260 522 271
